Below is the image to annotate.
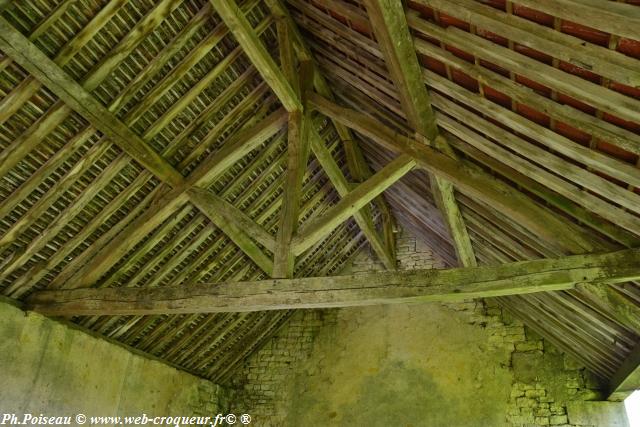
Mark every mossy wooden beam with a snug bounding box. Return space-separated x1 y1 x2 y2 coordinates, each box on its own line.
26 248 640 315
188 189 275 276
209 0 301 112
0 18 282 279
363 0 476 267
292 154 415 255
310 129 395 270
267 0 400 267
308 93 598 255
0 16 185 187
273 60 313 278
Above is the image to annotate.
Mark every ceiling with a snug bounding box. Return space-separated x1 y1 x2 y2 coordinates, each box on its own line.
0 0 639 392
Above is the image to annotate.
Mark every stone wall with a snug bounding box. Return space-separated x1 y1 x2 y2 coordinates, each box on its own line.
227 230 630 426
0 300 230 423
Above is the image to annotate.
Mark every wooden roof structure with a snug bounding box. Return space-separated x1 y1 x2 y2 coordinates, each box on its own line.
1 0 640 399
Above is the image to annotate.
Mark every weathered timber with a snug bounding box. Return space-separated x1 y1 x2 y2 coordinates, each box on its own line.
415 0 640 88
513 0 640 41
26 248 640 315
308 92 597 254
292 154 415 255
209 0 301 111
608 340 640 401
0 17 185 187
310 129 394 270
273 63 313 278
363 0 476 267
406 13 640 124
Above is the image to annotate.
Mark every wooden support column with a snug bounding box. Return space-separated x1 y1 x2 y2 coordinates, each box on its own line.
266 0 400 268
363 0 476 267
26 248 640 315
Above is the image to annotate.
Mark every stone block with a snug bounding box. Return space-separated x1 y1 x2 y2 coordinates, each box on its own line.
566 401 630 426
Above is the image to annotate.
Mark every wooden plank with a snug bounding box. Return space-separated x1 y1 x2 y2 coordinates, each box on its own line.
513 0 640 42
407 13 640 124
431 91 640 234
26 248 640 315
292 154 415 255
363 0 476 267
308 92 598 254
209 0 301 111
413 37 640 156
310 129 395 270
416 0 640 88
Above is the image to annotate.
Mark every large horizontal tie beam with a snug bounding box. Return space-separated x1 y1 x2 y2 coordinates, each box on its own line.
209 0 301 111
292 154 415 255
26 248 640 315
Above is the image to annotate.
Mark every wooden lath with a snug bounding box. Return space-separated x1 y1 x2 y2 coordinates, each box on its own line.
285 0 640 386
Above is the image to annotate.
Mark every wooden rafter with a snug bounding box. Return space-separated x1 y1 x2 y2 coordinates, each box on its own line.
26 248 640 315
209 0 301 112
363 0 476 268
0 17 286 281
293 154 416 255
308 92 599 255
608 340 640 401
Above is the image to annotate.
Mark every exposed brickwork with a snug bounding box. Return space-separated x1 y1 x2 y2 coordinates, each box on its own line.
226 229 619 427
226 309 330 426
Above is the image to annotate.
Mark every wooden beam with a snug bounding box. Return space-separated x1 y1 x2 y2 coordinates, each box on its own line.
310 129 395 270
416 0 640 88
292 154 415 255
266 0 400 267
608 340 640 401
26 248 640 315
407 12 640 124
273 63 313 278
188 188 275 276
308 93 598 254
363 0 476 267
0 17 184 188
209 0 301 111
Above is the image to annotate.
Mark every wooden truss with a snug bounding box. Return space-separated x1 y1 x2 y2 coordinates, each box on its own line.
2 0 640 399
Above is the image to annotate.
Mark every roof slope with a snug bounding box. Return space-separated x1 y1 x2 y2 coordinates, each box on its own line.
286 0 640 384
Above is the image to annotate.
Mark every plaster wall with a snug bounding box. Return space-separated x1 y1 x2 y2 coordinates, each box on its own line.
0 300 229 423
